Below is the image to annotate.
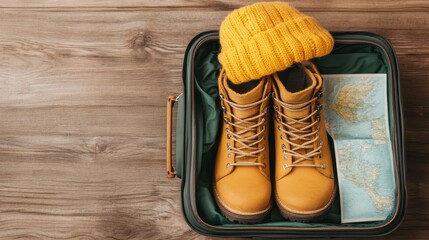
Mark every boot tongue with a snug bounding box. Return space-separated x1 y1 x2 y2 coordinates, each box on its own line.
224 77 266 119
278 84 314 105
274 65 317 159
274 66 316 119
224 77 266 161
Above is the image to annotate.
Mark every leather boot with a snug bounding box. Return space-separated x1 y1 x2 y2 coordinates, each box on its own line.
272 62 336 222
213 69 272 223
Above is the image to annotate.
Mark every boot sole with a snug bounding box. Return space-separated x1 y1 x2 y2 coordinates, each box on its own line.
275 183 337 223
213 186 271 224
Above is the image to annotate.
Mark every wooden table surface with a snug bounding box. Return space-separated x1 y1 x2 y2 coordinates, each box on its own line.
0 0 427 239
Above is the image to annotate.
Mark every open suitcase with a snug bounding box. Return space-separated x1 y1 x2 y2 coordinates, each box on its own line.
166 31 407 238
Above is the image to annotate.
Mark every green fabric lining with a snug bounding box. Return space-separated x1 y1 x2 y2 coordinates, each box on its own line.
193 41 393 228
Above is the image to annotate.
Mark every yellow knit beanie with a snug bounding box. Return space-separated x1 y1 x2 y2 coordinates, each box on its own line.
218 2 334 84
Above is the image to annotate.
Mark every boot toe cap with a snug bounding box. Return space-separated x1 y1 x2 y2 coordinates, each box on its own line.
276 169 335 214
215 168 271 215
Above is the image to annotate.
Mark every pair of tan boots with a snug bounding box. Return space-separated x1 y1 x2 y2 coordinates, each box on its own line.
214 62 336 223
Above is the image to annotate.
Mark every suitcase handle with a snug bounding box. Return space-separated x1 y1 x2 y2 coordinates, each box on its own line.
166 93 182 178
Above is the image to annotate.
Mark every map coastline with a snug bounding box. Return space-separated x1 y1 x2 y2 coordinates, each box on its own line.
323 73 396 223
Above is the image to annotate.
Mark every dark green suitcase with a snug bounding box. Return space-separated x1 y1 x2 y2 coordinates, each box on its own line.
166 31 406 238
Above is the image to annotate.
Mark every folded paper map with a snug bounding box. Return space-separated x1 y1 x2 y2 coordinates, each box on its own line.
323 73 396 223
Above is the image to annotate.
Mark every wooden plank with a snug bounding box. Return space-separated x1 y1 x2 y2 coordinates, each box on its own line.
0 52 425 107
0 0 427 12
0 106 165 136
0 51 428 108
0 149 426 239
0 10 427 57
0 101 424 138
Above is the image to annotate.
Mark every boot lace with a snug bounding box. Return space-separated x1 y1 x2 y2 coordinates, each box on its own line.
220 93 270 168
273 91 326 169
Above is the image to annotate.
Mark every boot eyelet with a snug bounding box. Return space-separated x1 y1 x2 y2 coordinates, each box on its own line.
316 116 320 122
283 155 287 160
277 125 281 130
227 153 231 158
273 106 279 111
316 126 320 131
222 106 226 113
227 134 231 139
320 141 324 146
262 144 266 150
224 117 230 123
282 144 286 149
316 91 323 98
320 163 326 169
317 105 323 111
219 94 224 99
283 164 289 170
226 162 231 168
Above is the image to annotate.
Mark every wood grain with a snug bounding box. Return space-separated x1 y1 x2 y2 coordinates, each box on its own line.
0 0 427 11
0 0 427 239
